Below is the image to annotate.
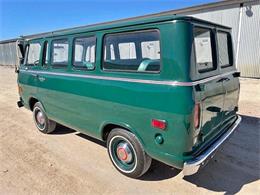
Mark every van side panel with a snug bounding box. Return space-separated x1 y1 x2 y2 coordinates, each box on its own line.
39 72 193 167
18 21 195 169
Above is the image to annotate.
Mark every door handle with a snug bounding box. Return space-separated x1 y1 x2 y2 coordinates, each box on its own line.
217 78 225 83
217 77 230 82
223 78 230 82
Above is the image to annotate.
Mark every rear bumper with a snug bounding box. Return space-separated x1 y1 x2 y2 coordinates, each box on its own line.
183 115 242 176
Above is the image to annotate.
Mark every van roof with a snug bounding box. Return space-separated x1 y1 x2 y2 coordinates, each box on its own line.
24 15 231 41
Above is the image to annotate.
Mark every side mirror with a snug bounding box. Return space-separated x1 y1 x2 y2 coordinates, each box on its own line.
15 40 25 73
15 67 20 73
83 61 95 70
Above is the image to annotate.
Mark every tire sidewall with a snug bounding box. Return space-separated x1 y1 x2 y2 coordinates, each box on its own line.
33 102 56 134
107 128 151 178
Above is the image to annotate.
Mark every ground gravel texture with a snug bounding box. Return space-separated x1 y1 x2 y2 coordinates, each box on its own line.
0 66 259 194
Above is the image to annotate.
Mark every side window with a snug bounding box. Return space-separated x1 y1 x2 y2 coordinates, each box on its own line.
103 30 161 73
217 31 233 68
104 44 115 60
194 27 216 73
73 36 96 69
43 41 49 65
141 40 160 59
51 39 69 67
26 42 41 65
118 42 136 59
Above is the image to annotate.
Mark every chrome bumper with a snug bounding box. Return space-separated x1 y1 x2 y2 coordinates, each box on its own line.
183 115 242 176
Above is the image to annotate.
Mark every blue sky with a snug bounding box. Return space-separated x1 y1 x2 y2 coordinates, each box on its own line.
0 0 216 40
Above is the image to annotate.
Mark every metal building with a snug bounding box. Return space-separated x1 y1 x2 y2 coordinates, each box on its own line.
0 0 259 77
183 0 260 78
0 39 18 67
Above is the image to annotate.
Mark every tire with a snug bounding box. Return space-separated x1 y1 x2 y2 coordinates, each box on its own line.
107 128 152 178
33 102 56 134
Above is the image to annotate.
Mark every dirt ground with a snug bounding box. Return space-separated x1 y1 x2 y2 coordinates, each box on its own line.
0 66 259 195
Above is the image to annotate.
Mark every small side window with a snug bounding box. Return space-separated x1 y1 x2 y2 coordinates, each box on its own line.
51 39 69 67
26 42 41 65
104 44 115 60
118 42 136 59
141 40 160 60
193 27 216 73
73 36 96 70
217 31 233 68
43 41 49 65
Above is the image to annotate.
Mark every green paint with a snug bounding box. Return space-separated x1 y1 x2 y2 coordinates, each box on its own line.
17 15 239 169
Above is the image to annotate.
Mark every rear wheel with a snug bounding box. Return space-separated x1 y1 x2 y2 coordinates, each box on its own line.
33 102 56 134
107 128 151 178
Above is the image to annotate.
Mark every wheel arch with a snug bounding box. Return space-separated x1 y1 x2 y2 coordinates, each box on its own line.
28 96 46 112
100 121 145 146
28 97 39 111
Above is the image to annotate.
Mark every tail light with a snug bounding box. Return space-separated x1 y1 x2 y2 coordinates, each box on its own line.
194 103 200 129
152 119 167 130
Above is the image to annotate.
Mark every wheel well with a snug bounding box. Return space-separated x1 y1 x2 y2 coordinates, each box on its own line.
29 97 38 111
102 124 129 141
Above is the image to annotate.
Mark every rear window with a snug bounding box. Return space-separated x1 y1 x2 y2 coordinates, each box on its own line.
217 31 233 68
193 27 216 73
103 30 161 73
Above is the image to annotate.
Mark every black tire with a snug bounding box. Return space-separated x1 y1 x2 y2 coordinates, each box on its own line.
107 128 152 178
33 102 56 134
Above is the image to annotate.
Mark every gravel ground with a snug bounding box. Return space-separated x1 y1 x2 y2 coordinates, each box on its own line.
0 66 259 195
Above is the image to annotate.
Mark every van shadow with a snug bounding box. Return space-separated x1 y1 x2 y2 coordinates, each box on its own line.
183 115 260 194
139 160 181 180
51 124 76 135
51 115 260 193
139 114 260 190
75 133 181 180
76 133 106 147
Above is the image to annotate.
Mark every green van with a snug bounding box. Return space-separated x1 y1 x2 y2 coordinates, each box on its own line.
16 15 241 178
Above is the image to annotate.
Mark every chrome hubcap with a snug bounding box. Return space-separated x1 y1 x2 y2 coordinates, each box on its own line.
36 111 45 125
116 142 133 163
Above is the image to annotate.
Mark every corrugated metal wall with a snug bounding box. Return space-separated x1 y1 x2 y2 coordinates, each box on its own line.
0 41 17 66
185 1 260 78
237 1 260 77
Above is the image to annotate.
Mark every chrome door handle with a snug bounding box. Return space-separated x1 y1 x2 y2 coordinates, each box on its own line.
223 78 230 82
217 77 230 82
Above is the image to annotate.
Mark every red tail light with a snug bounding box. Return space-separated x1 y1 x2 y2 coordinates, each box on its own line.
152 119 166 130
194 103 200 129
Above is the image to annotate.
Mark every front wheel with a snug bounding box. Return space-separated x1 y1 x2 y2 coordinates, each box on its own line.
107 128 152 178
33 102 56 134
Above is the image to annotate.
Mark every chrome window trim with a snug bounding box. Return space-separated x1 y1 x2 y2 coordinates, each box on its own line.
19 69 236 87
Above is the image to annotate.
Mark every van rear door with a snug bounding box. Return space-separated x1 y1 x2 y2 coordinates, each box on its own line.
193 26 226 141
192 25 239 144
216 31 239 128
